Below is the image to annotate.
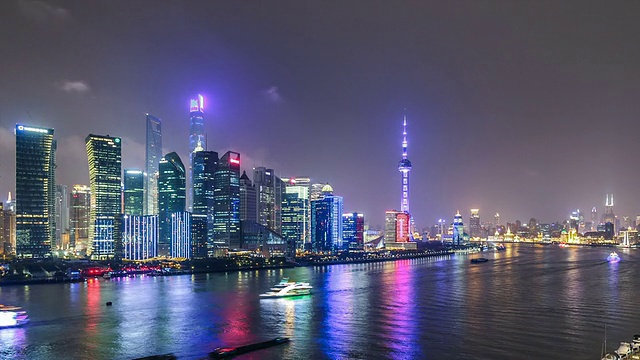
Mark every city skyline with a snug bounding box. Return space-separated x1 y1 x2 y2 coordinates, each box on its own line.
2 1 640 227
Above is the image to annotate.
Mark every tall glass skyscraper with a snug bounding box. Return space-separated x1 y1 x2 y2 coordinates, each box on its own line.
310 185 343 252
191 213 208 259
239 171 257 223
253 167 283 233
282 177 311 247
192 150 218 241
188 95 205 212
171 211 191 259
213 151 241 251
55 184 69 250
158 152 186 256
70 185 91 252
124 169 144 216
86 134 122 260
15 124 56 258
145 114 162 215
282 192 307 253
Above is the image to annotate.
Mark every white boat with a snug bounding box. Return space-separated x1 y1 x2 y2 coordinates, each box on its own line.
0 304 30 328
260 282 313 299
607 252 621 263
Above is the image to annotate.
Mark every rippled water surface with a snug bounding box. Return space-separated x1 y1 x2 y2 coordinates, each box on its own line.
1 244 638 359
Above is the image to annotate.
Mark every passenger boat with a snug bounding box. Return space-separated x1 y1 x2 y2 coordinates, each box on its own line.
470 258 489 263
495 244 506 251
260 282 312 298
601 334 640 359
607 252 621 263
0 304 30 328
210 337 290 358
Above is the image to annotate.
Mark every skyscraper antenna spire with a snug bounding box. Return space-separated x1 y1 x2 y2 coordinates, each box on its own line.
398 112 412 213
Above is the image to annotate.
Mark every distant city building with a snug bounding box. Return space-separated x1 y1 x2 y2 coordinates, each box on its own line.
601 194 615 233
70 185 91 252
158 152 186 256
188 94 205 212
1 203 16 254
310 185 343 252
122 215 157 260
192 150 218 242
145 114 162 215
309 183 327 202
494 213 500 226
384 210 414 249
191 213 208 259
342 213 364 249
15 124 56 258
213 151 241 251
240 221 288 257
86 134 122 260
282 177 311 247
453 210 464 246
170 211 191 259
124 169 145 216
591 207 598 231
55 184 69 250
469 209 481 238
253 167 284 233
528 218 539 237
282 192 307 253
239 171 257 223
397 115 412 213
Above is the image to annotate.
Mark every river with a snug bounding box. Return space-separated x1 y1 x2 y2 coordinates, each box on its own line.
1 244 637 359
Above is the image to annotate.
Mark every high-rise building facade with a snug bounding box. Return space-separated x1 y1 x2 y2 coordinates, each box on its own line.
282 177 311 247
384 210 411 244
122 215 157 260
342 212 364 249
145 114 162 215
213 151 241 250
282 192 307 252
310 185 343 252
158 152 186 256
55 184 69 250
453 210 464 246
398 115 412 213
15 124 56 258
70 185 91 252
253 167 284 234
191 213 208 258
469 209 481 238
124 169 145 216
171 211 191 259
188 95 205 212
192 150 218 241
86 134 122 259
239 171 257 223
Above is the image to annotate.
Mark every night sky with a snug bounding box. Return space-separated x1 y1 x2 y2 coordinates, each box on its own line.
1 1 640 228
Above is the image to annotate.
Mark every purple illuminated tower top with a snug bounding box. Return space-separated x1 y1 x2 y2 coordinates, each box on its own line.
188 94 205 211
398 114 412 213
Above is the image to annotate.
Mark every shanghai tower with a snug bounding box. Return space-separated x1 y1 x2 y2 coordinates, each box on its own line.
398 115 412 213
188 94 205 211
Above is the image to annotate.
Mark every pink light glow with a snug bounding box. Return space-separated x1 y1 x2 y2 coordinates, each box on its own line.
230 158 240 165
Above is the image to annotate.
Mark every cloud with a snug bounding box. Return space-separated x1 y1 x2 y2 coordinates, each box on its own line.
58 80 90 93
263 86 284 103
18 0 70 22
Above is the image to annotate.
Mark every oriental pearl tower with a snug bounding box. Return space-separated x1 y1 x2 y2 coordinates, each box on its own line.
398 114 412 213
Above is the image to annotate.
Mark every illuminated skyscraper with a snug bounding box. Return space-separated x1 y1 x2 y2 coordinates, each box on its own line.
494 213 500 226
145 114 162 215
310 185 343 252
158 152 186 256
171 211 191 259
15 124 56 258
384 210 412 249
55 184 69 250
192 150 218 241
469 209 481 238
453 210 464 246
213 151 241 251
86 134 122 259
191 213 208 258
124 169 145 216
282 192 307 252
122 215 157 260
239 171 257 223
188 94 205 212
601 194 616 233
342 213 364 249
253 167 284 233
398 115 412 213
591 207 598 230
70 185 90 252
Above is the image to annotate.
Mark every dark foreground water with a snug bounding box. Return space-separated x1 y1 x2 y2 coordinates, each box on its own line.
1 244 638 360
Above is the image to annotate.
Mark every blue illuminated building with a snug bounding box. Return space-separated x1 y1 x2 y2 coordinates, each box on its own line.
171 211 191 259
310 185 343 252
158 152 186 256
122 215 157 260
213 151 241 251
